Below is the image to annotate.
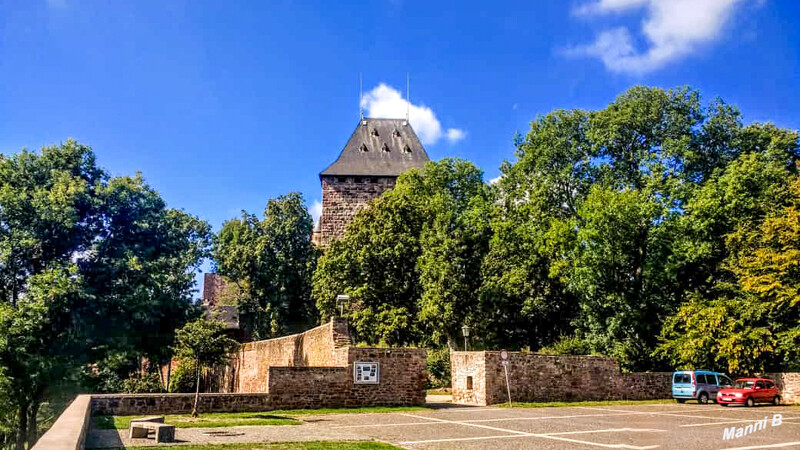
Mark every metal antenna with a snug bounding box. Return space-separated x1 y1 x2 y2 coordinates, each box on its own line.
406 72 410 124
359 73 364 122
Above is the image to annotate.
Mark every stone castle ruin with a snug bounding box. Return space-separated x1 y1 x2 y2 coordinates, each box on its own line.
312 118 430 246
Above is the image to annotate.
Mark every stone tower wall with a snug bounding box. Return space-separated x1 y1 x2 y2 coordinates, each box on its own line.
313 175 396 246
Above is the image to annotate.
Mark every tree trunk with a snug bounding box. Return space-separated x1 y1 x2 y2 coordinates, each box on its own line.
27 401 39 447
166 359 172 392
15 403 28 450
192 364 201 417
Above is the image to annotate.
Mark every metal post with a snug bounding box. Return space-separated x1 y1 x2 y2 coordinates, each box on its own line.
503 361 512 408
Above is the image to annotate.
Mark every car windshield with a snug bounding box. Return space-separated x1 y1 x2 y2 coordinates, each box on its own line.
734 380 755 389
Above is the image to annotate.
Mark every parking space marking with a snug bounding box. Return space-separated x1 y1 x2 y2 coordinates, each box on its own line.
681 419 762 428
397 413 661 449
331 411 643 429
541 428 666 436
721 442 800 449
400 431 661 449
398 413 530 435
578 406 781 423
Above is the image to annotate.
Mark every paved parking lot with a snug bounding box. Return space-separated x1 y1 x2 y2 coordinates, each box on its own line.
320 403 800 449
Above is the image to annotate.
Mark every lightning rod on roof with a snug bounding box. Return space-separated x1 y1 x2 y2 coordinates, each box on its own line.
405 72 410 125
359 73 364 123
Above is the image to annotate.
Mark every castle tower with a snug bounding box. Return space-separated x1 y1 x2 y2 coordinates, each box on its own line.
312 118 430 246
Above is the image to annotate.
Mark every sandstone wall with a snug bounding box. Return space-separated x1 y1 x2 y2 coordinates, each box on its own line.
451 352 487 405
765 372 800 404
232 318 350 392
314 176 395 246
91 393 273 416
93 348 426 415
266 348 427 409
621 372 673 400
452 351 671 406
345 348 427 407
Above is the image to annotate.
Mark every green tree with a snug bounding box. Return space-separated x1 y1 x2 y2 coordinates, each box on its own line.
0 141 211 449
659 166 800 373
313 159 491 347
174 318 238 417
214 192 318 339
487 86 779 369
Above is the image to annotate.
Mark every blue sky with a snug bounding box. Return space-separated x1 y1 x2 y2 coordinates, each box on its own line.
1 1 798 240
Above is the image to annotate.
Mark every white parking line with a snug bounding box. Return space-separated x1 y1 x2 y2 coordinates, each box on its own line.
331 411 644 429
397 413 661 449
398 413 529 435
579 406 777 423
721 442 800 449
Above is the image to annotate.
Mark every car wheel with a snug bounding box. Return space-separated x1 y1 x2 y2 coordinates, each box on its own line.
676 399 686 404
773 396 781 406
746 397 754 407
699 392 709 404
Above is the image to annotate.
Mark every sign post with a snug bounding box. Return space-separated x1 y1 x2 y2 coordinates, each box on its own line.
500 350 512 408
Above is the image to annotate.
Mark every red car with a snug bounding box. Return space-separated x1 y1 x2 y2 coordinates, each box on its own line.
716 378 781 407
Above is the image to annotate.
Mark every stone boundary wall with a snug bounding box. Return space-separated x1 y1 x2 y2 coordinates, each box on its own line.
621 372 673 400
452 351 671 406
92 348 427 416
232 318 351 392
765 372 800 404
91 393 273 416
31 395 91 450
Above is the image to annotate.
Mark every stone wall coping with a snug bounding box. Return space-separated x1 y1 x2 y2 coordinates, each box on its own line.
31 394 91 450
91 392 271 398
452 350 616 360
239 321 334 351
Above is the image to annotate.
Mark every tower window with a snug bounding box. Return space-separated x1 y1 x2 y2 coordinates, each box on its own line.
402 145 412 154
371 128 379 137
382 143 390 152
393 129 401 138
360 144 369 152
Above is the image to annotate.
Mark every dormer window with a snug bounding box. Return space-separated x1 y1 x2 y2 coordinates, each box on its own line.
402 144 412 154
393 129 401 138
382 143 390 152
371 128 379 137
360 144 369 152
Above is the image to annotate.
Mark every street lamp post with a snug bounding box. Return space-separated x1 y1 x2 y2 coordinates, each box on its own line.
335 295 350 317
461 324 470 351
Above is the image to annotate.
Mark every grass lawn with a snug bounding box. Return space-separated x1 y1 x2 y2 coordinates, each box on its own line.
95 406 429 430
425 389 451 395
498 399 677 408
120 442 402 450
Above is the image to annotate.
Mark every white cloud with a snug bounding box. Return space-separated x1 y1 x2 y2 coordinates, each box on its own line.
360 83 464 145
489 175 502 185
310 200 322 226
445 128 466 143
569 0 744 74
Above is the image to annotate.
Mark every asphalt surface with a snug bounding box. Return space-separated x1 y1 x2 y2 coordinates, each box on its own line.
87 402 800 449
321 402 800 450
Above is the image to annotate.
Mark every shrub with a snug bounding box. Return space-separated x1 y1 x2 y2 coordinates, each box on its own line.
538 335 591 356
169 359 199 393
426 347 451 389
122 372 164 394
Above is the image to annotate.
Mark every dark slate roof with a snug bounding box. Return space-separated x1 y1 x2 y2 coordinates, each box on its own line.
320 118 430 177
